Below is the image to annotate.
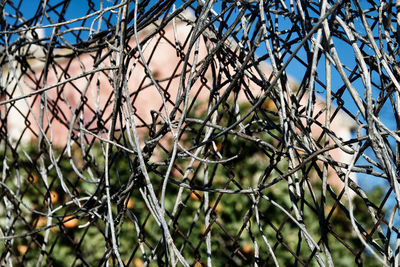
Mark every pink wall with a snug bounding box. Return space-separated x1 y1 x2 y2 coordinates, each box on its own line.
4 18 356 193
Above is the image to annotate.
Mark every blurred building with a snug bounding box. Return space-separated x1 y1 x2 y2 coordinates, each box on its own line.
0 11 357 195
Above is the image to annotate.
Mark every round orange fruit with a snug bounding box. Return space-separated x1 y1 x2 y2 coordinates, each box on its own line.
63 216 78 229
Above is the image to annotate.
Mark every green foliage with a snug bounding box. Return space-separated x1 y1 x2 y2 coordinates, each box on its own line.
0 99 386 266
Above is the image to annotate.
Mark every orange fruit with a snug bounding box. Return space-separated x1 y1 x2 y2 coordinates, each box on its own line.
190 190 202 201
50 191 59 204
63 216 78 229
242 243 254 254
325 205 338 217
34 216 47 229
124 197 134 209
215 143 222 151
17 245 28 255
28 174 38 183
133 258 144 267
210 201 222 213
261 99 277 111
